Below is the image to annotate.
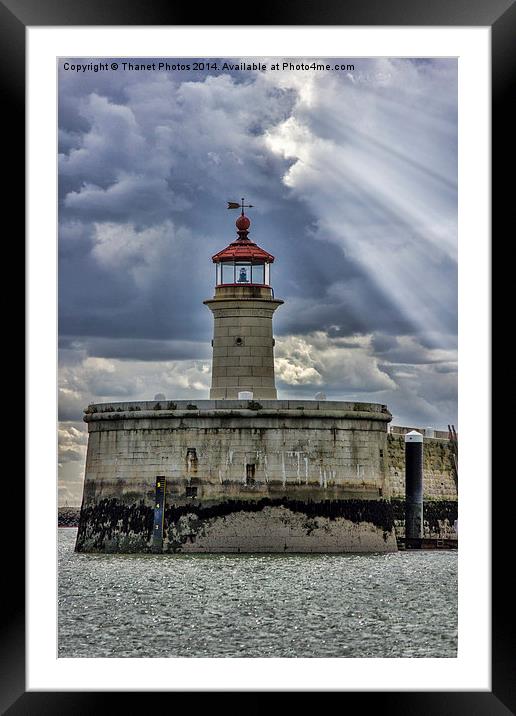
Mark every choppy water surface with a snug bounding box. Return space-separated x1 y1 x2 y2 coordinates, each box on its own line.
58 528 457 658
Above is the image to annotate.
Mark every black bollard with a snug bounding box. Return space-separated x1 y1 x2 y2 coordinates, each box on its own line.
405 431 423 541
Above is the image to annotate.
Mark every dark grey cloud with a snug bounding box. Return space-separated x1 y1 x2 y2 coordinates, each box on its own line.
61 58 451 351
60 336 211 362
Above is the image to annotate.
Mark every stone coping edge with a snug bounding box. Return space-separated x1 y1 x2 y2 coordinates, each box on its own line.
85 399 389 411
84 408 392 423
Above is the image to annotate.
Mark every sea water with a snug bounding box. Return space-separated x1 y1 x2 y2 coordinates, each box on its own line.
58 527 457 658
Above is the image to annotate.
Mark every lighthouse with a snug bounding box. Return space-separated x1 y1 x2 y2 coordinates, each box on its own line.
76 201 406 555
204 202 283 400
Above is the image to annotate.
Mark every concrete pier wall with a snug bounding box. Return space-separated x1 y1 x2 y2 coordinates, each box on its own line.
76 399 397 553
76 400 458 553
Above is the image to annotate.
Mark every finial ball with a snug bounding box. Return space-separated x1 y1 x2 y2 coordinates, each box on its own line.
236 214 250 231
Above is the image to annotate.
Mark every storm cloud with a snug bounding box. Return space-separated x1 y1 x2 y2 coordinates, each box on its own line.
58 57 457 504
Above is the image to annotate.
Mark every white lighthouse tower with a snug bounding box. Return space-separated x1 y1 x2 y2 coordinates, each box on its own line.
204 201 283 400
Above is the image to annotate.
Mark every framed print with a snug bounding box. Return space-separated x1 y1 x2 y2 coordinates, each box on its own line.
7 0 509 710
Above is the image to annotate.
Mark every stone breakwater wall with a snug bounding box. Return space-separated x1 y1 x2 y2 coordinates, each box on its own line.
76 400 398 553
390 499 458 540
58 507 80 527
75 400 458 553
389 426 451 440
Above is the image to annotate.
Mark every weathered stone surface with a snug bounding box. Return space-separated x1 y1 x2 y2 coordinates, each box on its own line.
204 293 282 400
76 400 457 554
77 400 399 553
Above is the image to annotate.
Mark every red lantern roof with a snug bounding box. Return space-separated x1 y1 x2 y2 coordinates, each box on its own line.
212 214 275 263
212 241 275 263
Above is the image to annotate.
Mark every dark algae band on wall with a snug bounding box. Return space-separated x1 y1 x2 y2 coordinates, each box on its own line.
76 496 398 553
76 493 457 554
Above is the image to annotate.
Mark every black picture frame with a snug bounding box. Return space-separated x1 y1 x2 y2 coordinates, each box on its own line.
8 0 506 710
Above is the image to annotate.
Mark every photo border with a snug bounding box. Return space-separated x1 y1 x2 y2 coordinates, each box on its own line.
7 0 507 709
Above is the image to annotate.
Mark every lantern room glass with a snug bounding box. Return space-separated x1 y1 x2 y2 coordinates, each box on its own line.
216 261 270 286
252 263 265 285
221 263 234 284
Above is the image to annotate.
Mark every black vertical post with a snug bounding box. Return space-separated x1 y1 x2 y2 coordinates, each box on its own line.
405 431 423 543
152 476 166 553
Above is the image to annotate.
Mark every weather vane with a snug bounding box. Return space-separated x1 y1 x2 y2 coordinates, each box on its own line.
227 197 254 216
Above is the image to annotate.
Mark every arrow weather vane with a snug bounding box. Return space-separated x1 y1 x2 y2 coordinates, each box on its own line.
227 197 254 215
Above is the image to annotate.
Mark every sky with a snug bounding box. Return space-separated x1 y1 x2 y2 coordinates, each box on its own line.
58 57 457 506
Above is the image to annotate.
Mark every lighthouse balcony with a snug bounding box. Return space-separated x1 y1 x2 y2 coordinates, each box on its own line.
213 284 274 300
